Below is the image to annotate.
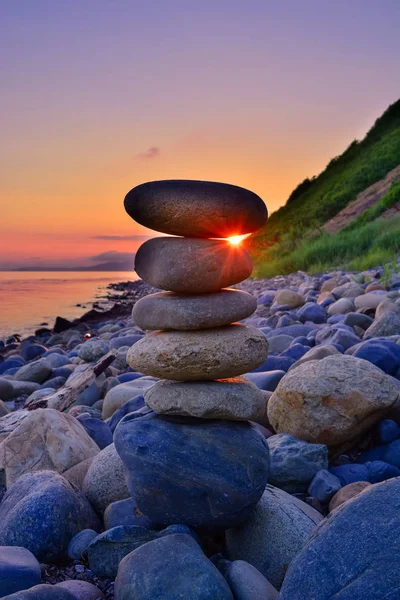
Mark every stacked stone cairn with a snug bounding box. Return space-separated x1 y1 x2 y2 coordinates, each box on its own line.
114 180 271 530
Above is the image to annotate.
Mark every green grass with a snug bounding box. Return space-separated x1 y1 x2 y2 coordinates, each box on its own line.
254 215 400 277
250 99 400 253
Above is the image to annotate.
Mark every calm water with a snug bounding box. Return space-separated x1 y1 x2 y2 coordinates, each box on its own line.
0 272 137 339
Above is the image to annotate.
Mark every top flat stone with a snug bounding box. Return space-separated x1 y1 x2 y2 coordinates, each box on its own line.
124 179 268 238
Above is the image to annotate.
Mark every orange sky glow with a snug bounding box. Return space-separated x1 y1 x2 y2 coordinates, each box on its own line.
1 1 399 269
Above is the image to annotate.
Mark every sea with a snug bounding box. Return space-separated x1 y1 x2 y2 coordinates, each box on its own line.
0 271 137 340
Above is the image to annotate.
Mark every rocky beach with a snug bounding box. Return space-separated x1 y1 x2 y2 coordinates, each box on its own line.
1 181 400 598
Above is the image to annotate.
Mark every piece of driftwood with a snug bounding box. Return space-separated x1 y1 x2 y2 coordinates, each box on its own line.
25 349 117 412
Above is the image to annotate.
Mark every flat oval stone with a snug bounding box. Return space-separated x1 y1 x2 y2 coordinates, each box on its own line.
133 289 257 331
135 237 253 293
127 324 268 380
144 377 267 422
114 409 270 529
124 179 267 238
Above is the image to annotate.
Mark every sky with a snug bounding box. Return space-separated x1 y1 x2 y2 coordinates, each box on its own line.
1 0 400 269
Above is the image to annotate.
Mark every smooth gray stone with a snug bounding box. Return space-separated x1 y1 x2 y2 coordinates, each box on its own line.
14 360 52 384
132 289 257 331
114 533 234 599
225 485 322 589
124 179 267 238
56 581 104 600
82 444 130 513
134 237 253 293
127 324 268 381
144 377 267 422
225 560 278 599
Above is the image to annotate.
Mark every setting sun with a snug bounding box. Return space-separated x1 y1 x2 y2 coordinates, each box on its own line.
227 234 248 245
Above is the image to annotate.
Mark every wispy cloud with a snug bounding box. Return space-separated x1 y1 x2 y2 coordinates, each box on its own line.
136 146 160 160
92 235 151 241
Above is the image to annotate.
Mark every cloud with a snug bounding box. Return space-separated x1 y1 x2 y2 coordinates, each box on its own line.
92 235 151 241
136 146 160 160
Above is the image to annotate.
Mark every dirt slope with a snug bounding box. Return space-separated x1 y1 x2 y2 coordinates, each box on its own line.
324 164 400 233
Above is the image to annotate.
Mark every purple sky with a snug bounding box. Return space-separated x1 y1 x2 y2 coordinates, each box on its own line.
1 0 399 268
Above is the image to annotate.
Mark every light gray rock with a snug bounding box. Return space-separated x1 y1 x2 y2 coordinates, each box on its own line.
273 290 305 308
144 377 267 422
56 580 104 600
225 560 279 599
14 360 52 384
132 289 257 331
124 179 267 238
327 298 354 316
78 341 110 363
354 292 387 310
364 311 400 338
375 298 400 319
82 443 130 513
225 485 322 589
127 324 268 381
268 355 399 447
134 237 253 293
0 408 100 487
102 378 157 420
288 345 340 371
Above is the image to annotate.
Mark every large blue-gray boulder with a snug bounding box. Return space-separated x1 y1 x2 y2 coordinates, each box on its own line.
114 408 270 529
279 478 400 599
0 471 101 562
114 533 234 599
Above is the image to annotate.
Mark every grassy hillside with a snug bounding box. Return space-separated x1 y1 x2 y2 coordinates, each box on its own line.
250 99 400 275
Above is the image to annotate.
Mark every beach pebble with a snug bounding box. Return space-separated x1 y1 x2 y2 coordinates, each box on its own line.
354 291 387 310
127 324 268 381
267 434 328 493
134 237 253 293
82 443 130 513
104 497 154 530
0 408 99 487
124 179 267 238
268 355 399 447
144 377 267 422
224 560 279 600
114 533 234 599
67 529 98 560
102 378 155 419
14 360 52 384
78 341 109 363
308 469 342 502
352 339 400 374
280 479 400 599
76 413 113 449
328 481 372 511
363 311 400 338
56 580 104 600
273 289 305 308
0 471 100 562
225 484 322 589
88 524 194 579
0 546 41 597
4 584 77 599
132 289 257 331
114 408 270 529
